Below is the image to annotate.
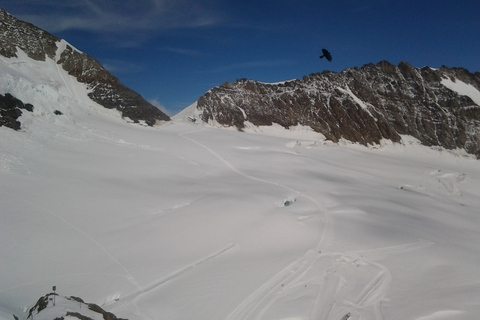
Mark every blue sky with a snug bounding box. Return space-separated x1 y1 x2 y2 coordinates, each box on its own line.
2 0 479 115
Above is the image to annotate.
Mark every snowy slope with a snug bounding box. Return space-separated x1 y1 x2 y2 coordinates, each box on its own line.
2 52 480 320
0 7 169 125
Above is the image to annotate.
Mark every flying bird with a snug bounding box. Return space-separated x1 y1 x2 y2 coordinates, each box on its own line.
319 48 332 62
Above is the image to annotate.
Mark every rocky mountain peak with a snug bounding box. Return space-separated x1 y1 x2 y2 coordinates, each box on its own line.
0 8 169 126
196 61 480 157
0 8 58 61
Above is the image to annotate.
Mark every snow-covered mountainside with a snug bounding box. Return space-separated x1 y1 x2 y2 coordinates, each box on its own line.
192 62 480 157
0 8 169 127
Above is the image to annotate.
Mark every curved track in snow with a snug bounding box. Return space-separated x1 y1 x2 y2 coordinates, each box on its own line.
178 127 420 320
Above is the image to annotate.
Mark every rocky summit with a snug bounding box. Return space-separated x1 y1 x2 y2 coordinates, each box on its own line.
0 8 169 126
197 61 480 157
15 292 128 320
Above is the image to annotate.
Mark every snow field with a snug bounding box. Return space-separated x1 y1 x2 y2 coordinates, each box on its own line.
2 47 480 320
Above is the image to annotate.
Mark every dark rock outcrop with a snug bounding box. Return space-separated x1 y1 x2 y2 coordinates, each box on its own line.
27 295 50 318
0 8 169 125
197 61 480 157
0 93 34 130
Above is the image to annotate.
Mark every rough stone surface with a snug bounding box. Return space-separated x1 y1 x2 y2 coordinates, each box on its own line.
197 61 480 157
0 93 34 130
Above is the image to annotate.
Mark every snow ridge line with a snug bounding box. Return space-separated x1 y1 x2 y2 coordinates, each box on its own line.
2 190 143 292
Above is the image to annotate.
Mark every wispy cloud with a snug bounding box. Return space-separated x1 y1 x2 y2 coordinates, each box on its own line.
9 0 223 38
149 98 171 116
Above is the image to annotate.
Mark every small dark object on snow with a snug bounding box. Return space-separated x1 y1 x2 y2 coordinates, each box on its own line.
54 110 63 115
340 312 352 320
319 48 332 62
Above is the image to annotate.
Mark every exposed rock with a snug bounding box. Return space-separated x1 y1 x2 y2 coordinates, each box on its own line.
87 304 121 320
65 312 94 320
0 9 58 61
27 294 51 318
0 93 34 130
0 8 170 126
197 61 480 157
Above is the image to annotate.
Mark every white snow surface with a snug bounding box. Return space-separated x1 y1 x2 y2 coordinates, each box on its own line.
2 50 480 320
441 77 480 106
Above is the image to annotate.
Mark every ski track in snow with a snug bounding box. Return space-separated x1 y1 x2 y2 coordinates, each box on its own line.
345 239 434 259
1 191 143 292
108 243 236 320
141 243 236 292
177 128 431 320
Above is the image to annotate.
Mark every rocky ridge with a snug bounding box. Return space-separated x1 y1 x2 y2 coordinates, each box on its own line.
0 8 169 126
14 292 127 320
197 61 480 157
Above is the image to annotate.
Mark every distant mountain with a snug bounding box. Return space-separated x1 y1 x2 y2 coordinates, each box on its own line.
0 8 169 127
192 61 480 157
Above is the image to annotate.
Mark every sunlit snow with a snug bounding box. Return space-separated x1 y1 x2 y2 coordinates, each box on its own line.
441 77 480 106
1 46 480 320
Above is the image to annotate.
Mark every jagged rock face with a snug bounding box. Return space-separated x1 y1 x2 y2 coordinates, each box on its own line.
0 9 58 61
0 8 169 125
197 61 480 157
